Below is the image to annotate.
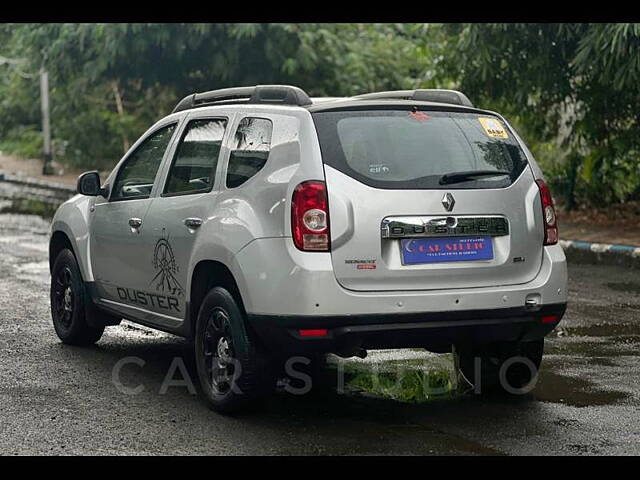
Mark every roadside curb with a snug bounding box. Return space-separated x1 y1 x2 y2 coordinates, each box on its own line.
560 239 640 270
0 172 76 194
0 172 75 208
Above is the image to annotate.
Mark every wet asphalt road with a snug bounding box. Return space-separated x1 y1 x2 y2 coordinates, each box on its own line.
1 212 639 456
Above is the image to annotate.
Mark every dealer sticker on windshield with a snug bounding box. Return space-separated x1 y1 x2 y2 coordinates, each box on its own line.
478 117 509 139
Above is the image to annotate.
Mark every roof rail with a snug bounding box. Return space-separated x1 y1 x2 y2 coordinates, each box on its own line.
172 85 312 113
352 89 474 108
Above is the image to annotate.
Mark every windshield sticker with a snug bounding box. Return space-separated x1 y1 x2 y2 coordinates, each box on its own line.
478 117 509 139
408 111 431 121
369 164 391 175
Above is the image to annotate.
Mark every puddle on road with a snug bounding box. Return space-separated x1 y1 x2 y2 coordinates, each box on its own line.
326 349 630 410
339 361 629 409
533 369 629 408
549 318 640 358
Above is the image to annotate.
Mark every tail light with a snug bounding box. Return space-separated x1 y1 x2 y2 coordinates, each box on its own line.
291 180 330 251
540 315 560 324
535 179 558 245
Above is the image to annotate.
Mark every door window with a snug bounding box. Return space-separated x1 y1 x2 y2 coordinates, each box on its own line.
111 123 177 201
163 118 228 196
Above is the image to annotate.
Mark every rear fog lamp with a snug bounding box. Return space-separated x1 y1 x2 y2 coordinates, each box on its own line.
540 315 560 324
298 329 329 337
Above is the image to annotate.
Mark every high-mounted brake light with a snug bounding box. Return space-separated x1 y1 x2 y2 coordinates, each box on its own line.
536 179 558 245
291 181 331 251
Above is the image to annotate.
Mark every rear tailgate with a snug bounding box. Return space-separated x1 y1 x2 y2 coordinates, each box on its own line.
312 107 544 292
325 166 543 291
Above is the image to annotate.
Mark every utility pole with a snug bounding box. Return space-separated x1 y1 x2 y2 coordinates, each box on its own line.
40 68 54 175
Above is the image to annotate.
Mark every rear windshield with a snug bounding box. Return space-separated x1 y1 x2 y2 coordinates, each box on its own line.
312 108 528 189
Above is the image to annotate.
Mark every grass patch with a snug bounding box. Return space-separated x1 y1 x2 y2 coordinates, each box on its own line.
343 359 456 403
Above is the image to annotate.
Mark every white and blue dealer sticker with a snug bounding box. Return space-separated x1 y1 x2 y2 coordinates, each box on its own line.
400 236 494 265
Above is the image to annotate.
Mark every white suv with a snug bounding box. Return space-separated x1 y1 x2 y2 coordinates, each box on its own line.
49 85 567 412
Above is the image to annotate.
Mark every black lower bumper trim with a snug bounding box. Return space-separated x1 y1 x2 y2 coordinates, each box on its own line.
247 303 567 355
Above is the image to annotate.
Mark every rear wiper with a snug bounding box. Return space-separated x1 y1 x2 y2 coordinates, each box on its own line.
439 170 511 185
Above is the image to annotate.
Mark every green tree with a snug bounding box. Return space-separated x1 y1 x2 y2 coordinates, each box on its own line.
440 23 640 207
8 21 639 209
0 23 440 169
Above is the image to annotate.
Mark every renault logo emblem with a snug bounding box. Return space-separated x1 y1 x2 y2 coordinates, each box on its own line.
442 192 455 212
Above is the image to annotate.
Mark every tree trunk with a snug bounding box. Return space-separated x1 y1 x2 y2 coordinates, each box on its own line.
565 152 580 210
111 81 130 153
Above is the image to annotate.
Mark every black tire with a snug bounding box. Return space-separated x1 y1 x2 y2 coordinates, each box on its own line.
194 287 274 414
50 248 105 345
454 339 544 395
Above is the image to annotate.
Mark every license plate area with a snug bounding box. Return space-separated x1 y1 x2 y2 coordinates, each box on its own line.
400 236 494 265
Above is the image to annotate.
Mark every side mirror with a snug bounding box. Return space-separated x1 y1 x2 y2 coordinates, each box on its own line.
77 171 108 197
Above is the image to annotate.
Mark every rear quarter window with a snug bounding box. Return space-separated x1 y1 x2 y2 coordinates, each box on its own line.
312 109 528 190
226 117 273 189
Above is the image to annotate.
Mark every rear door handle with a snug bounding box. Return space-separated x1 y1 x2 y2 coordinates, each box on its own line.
128 218 142 229
184 217 203 229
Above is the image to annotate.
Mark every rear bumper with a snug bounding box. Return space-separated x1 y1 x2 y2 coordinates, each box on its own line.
233 239 568 317
247 303 567 355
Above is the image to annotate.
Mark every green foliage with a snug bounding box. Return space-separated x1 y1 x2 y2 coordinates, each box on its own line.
348 363 454 403
440 23 640 207
0 23 437 169
0 125 42 158
2 23 640 208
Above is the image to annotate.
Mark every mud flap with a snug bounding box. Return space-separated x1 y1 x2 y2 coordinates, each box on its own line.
83 281 122 328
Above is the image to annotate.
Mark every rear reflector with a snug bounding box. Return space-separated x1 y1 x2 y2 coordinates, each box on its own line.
540 315 560 324
298 329 329 337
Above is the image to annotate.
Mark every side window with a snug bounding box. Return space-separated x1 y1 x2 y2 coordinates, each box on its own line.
164 118 228 195
226 117 273 188
111 124 177 201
